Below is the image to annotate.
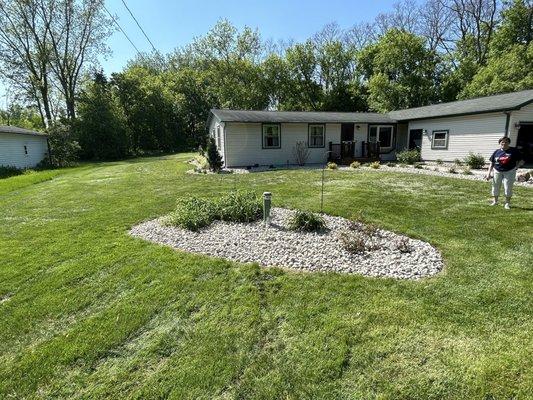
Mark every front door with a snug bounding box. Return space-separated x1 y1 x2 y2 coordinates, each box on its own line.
341 123 354 142
409 129 423 150
516 123 533 164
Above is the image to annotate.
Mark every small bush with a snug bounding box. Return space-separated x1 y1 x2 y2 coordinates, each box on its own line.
216 191 263 223
463 152 485 169
436 159 443 165
369 161 380 169
206 137 223 172
454 158 463 166
350 161 361 169
47 121 80 167
164 197 217 231
397 149 421 165
462 166 473 175
326 162 338 170
0 166 23 179
395 237 413 253
448 166 457 174
288 210 326 232
339 231 367 253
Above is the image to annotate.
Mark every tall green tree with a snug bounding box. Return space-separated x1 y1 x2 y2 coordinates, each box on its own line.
358 29 438 112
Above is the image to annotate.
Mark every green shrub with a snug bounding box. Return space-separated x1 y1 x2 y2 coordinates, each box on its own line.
288 210 326 232
463 152 485 169
164 197 217 231
216 191 263 223
369 161 380 169
326 162 338 170
206 137 222 172
454 158 463 166
350 161 361 169
0 166 23 179
462 166 473 175
397 149 421 165
47 121 81 167
436 159 443 165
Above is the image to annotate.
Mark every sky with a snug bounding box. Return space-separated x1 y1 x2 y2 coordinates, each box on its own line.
1 0 400 104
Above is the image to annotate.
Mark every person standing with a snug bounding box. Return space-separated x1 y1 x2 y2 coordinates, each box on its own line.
485 137 524 209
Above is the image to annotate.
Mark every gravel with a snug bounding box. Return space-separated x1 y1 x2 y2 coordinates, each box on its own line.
130 208 444 280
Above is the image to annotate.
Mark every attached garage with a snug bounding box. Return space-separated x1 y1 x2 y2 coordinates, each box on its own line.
0 125 49 169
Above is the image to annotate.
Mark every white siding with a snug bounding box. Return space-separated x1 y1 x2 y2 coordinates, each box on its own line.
508 102 533 144
408 112 507 162
0 133 48 169
224 122 342 167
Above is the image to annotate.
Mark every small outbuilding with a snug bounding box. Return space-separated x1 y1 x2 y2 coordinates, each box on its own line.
0 125 49 169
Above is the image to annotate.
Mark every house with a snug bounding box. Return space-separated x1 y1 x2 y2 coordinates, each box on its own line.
0 125 49 169
208 89 533 168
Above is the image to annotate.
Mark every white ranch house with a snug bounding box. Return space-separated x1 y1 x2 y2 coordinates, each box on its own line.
0 125 49 169
208 89 533 167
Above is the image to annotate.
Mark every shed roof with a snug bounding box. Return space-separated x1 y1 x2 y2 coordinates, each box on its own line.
388 89 533 121
0 125 47 137
210 109 396 124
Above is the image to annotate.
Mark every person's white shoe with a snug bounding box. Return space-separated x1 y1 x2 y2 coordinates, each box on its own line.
490 200 498 206
504 203 511 210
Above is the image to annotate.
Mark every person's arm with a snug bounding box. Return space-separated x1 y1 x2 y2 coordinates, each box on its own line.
486 152 495 180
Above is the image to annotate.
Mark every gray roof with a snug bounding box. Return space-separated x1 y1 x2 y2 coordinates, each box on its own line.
389 89 533 121
210 109 395 124
0 125 47 137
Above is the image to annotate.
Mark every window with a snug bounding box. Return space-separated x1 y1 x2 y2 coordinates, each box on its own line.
24 145 28 155
308 124 325 148
369 125 394 148
262 124 281 149
431 130 448 149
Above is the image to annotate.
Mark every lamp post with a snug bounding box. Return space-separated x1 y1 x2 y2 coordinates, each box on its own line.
321 151 333 214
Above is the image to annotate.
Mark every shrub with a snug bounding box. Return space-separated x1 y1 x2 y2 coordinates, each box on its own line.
206 137 223 172
436 159 443 165
0 166 23 179
47 121 81 167
350 161 361 169
339 231 367 254
454 158 463 166
288 210 326 232
164 197 217 231
463 152 485 169
397 149 421 164
462 166 473 175
369 161 380 169
448 166 457 174
293 141 310 166
395 237 413 253
216 191 263 223
326 162 338 170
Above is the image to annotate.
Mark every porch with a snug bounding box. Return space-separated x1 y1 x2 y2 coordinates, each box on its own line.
328 141 381 164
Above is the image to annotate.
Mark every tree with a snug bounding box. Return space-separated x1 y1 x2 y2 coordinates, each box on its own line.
46 120 81 166
206 137 222 172
358 29 438 111
76 72 129 160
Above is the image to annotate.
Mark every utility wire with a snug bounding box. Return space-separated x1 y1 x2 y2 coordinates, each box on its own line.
102 4 143 56
120 0 157 52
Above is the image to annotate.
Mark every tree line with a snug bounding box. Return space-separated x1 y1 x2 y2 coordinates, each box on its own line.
0 0 531 164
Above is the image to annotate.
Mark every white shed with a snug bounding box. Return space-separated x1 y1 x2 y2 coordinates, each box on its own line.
0 125 49 169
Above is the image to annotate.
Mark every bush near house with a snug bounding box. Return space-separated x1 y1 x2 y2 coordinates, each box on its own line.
396 149 421 164
206 137 222 172
350 161 361 169
369 161 380 169
464 152 485 169
326 162 338 170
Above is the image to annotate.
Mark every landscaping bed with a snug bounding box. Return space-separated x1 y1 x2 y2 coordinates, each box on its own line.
130 207 443 280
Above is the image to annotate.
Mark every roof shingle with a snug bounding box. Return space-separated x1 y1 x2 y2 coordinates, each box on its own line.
0 125 47 137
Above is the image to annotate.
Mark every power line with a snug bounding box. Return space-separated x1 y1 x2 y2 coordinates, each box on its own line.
102 4 143 57
120 0 157 52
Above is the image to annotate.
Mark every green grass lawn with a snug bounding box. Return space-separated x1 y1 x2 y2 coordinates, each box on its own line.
1 154 532 399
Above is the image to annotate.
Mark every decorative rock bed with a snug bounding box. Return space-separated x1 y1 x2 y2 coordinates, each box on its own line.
130 208 443 280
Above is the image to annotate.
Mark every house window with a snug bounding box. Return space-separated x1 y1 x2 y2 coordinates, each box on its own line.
262 124 281 149
431 130 448 149
308 124 325 148
369 125 394 148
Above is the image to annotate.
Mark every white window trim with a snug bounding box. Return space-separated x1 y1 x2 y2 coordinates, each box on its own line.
369 125 394 149
431 130 449 150
262 123 281 149
308 124 325 148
